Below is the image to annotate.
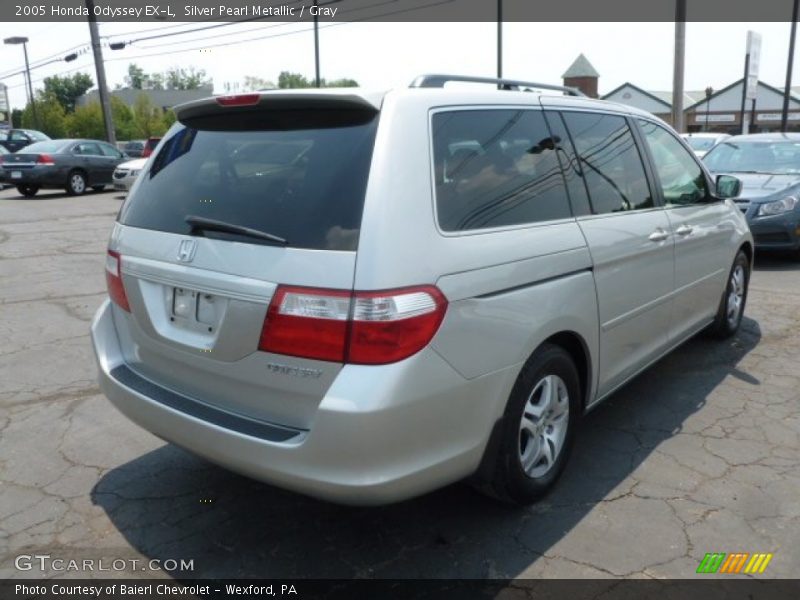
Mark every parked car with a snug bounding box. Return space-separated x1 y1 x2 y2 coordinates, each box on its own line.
0 138 127 197
704 132 800 255
141 137 161 158
123 140 146 158
0 128 51 152
680 132 730 158
112 157 147 192
91 77 752 506
0 145 8 189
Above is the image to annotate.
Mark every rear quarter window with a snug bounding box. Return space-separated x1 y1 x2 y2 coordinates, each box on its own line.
432 109 573 232
119 109 378 251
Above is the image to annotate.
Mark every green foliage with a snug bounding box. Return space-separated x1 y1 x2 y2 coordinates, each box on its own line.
242 75 275 91
65 101 105 139
111 96 136 140
277 71 358 89
123 63 210 91
20 91 68 138
162 109 177 130
132 93 167 138
11 108 23 128
42 73 94 113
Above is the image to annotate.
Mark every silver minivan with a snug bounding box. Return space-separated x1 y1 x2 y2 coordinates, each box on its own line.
91 76 752 505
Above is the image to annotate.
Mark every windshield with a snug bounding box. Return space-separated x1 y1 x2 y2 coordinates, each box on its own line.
119 110 379 251
703 140 800 174
685 137 717 151
22 140 71 154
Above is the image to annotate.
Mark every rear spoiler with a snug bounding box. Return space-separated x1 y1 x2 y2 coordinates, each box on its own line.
174 91 383 122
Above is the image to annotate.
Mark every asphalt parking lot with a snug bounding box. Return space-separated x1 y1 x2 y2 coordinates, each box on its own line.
1 186 799 580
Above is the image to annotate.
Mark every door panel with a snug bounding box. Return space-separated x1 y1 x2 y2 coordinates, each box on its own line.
635 119 730 339
560 110 675 397
580 211 674 396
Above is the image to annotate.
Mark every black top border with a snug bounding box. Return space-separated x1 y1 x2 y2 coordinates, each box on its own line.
2 0 799 23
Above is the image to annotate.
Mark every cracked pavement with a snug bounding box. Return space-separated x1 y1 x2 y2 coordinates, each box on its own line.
0 188 798 580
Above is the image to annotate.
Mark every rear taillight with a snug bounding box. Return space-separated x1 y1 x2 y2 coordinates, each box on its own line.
259 285 448 365
105 250 130 312
37 154 54 165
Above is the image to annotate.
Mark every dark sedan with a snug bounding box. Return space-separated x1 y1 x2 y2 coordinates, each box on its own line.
0 139 128 197
0 128 50 152
704 133 800 255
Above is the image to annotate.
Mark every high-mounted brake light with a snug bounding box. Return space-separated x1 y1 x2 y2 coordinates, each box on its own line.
37 154 55 165
259 285 448 365
105 250 130 312
215 94 260 107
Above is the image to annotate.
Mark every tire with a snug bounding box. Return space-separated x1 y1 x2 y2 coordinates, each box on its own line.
16 184 40 198
91 185 105 192
65 171 87 196
478 343 581 505
709 249 750 339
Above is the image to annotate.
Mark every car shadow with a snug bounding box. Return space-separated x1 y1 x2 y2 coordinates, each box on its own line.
753 251 800 271
91 317 761 579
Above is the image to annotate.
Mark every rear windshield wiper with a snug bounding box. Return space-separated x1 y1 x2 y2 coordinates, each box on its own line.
185 215 288 246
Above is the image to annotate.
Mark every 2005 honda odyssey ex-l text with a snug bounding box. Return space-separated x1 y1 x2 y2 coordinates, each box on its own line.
91 75 753 505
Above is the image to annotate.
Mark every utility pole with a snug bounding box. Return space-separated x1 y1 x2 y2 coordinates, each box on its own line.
313 0 320 87
782 0 799 132
671 0 686 132
85 0 115 144
3 37 38 129
497 0 503 81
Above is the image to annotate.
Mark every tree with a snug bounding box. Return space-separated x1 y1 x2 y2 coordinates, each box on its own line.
278 71 312 89
132 93 167 138
11 108 23 128
21 91 67 138
162 109 177 131
242 75 276 91
122 63 210 91
277 71 358 89
65 101 104 139
164 66 211 90
111 96 136 140
124 63 147 89
42 73 94 113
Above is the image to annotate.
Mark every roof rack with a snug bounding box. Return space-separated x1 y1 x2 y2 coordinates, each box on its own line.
409 74 585 97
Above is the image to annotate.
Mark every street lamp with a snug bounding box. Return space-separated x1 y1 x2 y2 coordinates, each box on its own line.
4 36 38 129
705 86 714 132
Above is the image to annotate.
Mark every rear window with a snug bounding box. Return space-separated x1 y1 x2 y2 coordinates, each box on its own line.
23 140 71 153
119 110 378 251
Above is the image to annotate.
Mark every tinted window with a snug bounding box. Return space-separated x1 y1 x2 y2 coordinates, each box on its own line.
119 110 378 251
562 112 653 214
10 131 28 141
639 120 708 206
543 111 592 216
432 109 572 231
76 142 102 155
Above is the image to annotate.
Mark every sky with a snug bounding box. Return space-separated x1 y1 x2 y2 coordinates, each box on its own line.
1 21 800 110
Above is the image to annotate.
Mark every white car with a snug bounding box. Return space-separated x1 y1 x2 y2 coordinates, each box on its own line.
681 132 730 158
112 158 147 192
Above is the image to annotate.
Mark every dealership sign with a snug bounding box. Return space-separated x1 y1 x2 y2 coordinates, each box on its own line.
757 112 800 122
695 113 736 123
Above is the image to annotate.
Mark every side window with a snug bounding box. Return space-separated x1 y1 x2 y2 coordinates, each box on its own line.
10 131 28 141
432 109 572 232
638 119 708 206
561 112 653 215
543 111 592 216
75 142 102 156
99 143 122 158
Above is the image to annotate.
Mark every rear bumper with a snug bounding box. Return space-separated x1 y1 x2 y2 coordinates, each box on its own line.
91 299 512 505
0 166 69 187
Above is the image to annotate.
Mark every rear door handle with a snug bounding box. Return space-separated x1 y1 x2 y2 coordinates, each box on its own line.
648 228 669 242
675 225 694 236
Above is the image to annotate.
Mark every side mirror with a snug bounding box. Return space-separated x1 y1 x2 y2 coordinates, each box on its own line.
716 174 742 199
